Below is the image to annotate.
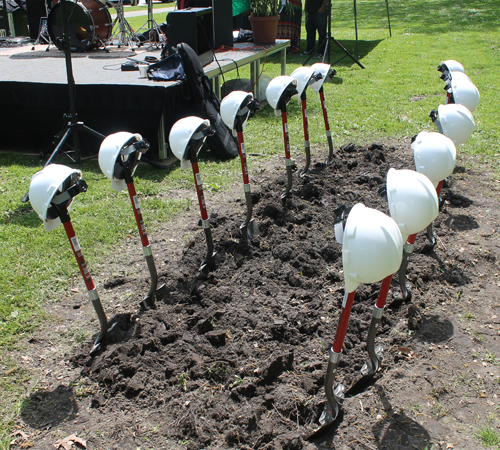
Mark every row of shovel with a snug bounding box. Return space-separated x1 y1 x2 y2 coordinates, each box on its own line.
27 58 478 430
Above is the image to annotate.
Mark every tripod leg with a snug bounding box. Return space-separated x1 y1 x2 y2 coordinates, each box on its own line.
331 38 364 69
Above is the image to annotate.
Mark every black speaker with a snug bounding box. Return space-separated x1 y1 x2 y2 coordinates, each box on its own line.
173 0 233 49
167 7 214 66
212 0 233 48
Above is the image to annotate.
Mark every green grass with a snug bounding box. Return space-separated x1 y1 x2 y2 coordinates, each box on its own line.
1 0 500 445
475 424 500 448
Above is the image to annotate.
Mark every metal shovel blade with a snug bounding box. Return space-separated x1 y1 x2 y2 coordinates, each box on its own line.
240 219 259 240
426 223 436 247
281 164 293 199
240 190 259 240
398 248 413 302
139 283 167 310
200 226 217 273
139 252 166 309
306 384 345 440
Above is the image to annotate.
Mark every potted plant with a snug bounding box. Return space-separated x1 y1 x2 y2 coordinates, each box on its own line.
249 0 282 44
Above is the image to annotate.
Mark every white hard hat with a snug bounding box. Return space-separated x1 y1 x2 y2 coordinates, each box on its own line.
169 116 211 169
438 60 465 73
309 63 331 92
29 164 83 231
446 71 472 83
447 77 480 112
432 103 475 146
265 75 298 117
411 131 457 187
386 168 439 241
98 132 144 192
220 90 254 134
290 66 315 101
342 203 403 293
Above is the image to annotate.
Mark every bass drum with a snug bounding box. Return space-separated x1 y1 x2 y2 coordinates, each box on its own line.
48 0 112 52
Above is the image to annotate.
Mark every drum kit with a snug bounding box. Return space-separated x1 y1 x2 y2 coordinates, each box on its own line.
38 0 162 51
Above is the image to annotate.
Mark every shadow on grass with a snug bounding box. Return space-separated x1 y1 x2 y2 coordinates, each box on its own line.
20 384 78 429
272 39 383 69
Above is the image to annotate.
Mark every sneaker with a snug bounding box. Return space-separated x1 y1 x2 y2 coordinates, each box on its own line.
317 52 324 59
301 49 314 56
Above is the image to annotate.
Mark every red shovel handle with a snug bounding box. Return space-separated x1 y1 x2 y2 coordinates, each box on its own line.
332 291 356 353
127 181 150 248
319 89 331 133
237 131 250 185
191 161 209 221
301 98 310 141
63 221 96 292
436 180 443 198
281 111 291 160
375 274 393 309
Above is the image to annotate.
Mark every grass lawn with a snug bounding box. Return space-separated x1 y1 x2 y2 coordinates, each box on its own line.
0 0 499 446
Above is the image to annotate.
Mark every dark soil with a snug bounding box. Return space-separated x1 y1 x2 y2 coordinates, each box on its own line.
10 141 500 450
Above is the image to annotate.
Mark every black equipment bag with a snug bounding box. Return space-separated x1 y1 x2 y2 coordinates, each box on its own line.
148 52 186 82
176 42 239 160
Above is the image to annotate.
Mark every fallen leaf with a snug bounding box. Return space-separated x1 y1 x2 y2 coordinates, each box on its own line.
11 430 29 440
53 434 87 450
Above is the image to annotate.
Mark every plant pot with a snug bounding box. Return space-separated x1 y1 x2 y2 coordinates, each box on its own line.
249 15 280 45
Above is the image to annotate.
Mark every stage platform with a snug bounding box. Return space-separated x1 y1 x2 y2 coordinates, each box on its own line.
0 39 289 161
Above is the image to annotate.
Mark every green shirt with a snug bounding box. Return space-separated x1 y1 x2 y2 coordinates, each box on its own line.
233 0 251 16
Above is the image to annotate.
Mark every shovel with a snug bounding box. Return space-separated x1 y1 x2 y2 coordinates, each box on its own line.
52 182 119 354
311 203 403 437
190 146 217 272
125 177 166 309
101 136 166 309
319 289 356 427
360 274 392 377
308 66 336 164
235 119 259 240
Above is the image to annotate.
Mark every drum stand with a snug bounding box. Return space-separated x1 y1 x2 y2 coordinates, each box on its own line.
136 0 165 49
22 0 105 202
32 0 52 49
108 0 139 48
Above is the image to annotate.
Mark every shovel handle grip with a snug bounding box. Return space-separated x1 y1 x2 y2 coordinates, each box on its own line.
332 291 356 353
127 182 150 248
281 111 291 160
237 131 250 185
63 221 96 292
191 161 209 221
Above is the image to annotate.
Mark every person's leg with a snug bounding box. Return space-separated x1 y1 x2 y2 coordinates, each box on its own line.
303 12 316 54
316 11 328 55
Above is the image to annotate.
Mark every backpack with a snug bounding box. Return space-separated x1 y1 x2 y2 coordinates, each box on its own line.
176 43 239 160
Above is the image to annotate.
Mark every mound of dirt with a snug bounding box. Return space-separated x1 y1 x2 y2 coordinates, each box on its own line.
13 141 500 450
